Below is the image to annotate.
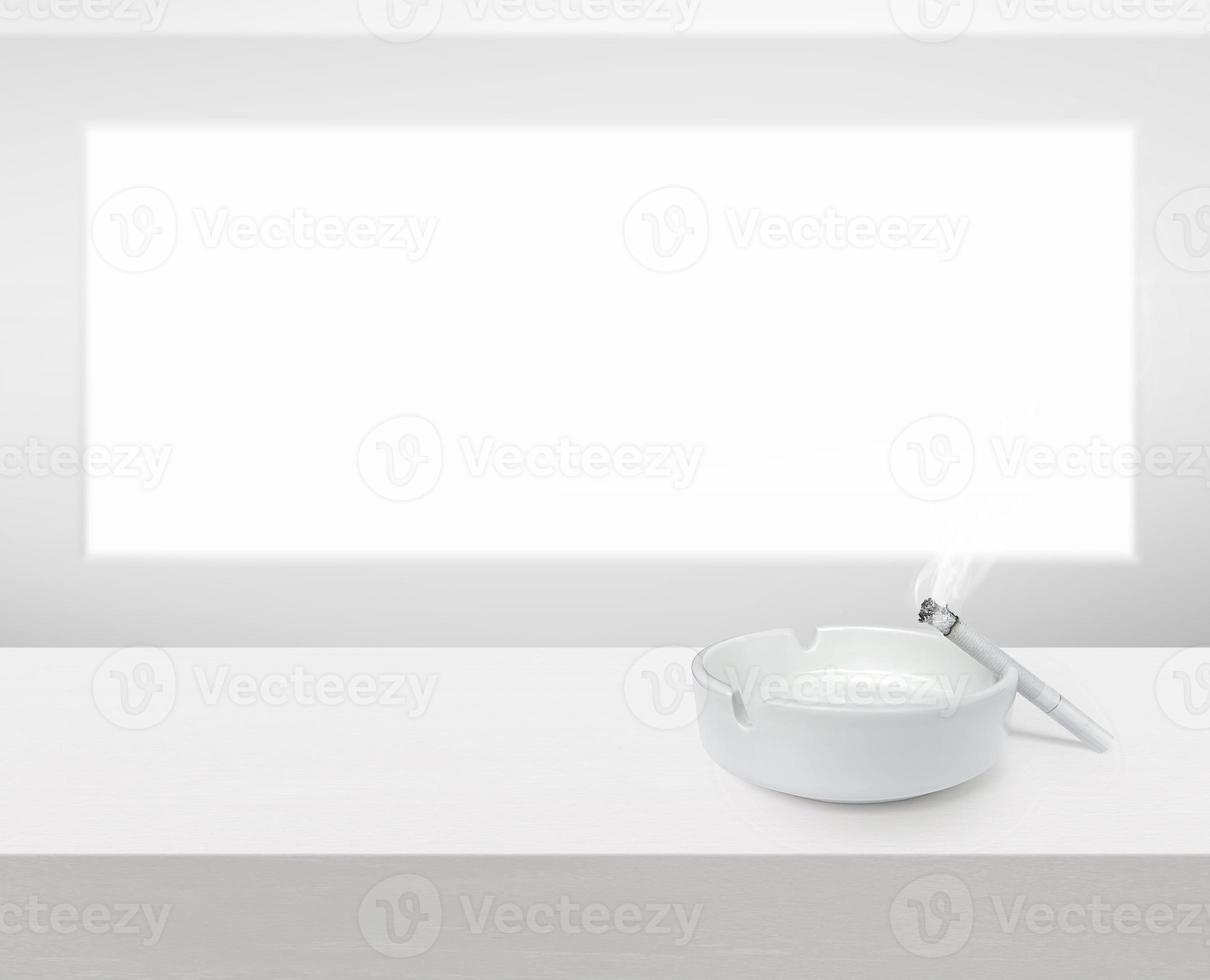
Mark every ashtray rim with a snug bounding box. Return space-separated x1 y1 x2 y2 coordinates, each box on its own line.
692 625 1019 718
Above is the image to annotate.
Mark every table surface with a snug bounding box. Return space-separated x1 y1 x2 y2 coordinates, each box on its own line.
1 646 1202 854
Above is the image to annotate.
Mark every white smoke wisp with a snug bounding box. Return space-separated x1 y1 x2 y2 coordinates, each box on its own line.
911 499 996 611
914 551 990 609
911 400 1042 617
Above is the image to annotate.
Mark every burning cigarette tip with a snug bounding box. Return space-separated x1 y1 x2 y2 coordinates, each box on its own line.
918 597 959 636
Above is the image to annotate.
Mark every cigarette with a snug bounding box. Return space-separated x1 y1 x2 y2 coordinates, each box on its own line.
918 598 1114 753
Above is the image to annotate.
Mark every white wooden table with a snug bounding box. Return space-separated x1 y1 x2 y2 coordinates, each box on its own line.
0 647 1202 853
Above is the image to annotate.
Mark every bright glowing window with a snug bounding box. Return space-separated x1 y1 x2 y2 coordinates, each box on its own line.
86 125 1134 556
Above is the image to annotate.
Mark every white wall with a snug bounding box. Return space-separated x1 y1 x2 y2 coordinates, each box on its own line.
2 36 1209 645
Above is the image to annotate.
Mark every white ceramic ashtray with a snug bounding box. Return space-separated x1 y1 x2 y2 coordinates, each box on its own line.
692 626 1018 803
